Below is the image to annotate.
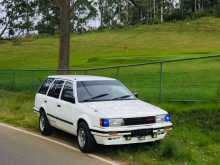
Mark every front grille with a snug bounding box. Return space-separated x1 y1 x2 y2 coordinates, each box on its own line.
124 116 156 126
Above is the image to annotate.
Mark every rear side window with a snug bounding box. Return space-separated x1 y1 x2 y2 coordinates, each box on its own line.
48 80 64 98
38 78 54 95
61 81 75 103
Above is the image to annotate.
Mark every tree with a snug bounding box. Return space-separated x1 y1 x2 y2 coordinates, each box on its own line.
53 0 72 72
0 0 36 38
23 0 36 36
36 0 59 35
2 0 220 41
98 0 104 28
0 0 8 38
51 0 97 71
72 0 97 33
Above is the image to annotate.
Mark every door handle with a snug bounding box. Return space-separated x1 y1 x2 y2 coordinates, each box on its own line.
57 104 61 108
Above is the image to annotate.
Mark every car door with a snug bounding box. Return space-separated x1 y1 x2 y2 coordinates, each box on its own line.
46 79 65 129
34 78 54 112
59 81 78 134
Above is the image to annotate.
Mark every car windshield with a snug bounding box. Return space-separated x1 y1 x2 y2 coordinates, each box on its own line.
77 80 136 102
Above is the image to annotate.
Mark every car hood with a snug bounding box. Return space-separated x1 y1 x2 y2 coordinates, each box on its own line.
83 100 167 118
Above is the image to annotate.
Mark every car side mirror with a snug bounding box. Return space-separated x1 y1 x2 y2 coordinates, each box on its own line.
134 92 138 98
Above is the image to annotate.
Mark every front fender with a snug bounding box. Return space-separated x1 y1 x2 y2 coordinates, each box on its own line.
39 104 48 114
76 114 93 130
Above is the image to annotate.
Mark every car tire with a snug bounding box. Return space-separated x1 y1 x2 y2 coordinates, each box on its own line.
77 121 96 153
39 112 53 136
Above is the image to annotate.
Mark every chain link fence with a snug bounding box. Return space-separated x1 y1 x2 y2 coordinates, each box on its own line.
0 54 220 102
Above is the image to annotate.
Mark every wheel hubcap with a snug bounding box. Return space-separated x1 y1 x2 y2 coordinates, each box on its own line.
40 115 45 131
78 128 86 148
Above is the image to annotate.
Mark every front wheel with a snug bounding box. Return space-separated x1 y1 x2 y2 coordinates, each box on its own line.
39 112 53 136
77 122 96 153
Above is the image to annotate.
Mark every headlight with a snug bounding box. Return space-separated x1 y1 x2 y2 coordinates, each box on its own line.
100 118 124 127
156 114 171 123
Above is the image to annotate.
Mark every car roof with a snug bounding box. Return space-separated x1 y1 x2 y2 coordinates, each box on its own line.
48 75 116 81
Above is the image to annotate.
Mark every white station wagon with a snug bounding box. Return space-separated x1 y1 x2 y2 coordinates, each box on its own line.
34 75 172 152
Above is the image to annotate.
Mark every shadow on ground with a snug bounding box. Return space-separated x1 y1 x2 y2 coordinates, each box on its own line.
50 128 158 158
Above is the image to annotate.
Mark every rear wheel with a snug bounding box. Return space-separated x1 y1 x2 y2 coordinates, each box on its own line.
77 121 96 153
39 112 53 136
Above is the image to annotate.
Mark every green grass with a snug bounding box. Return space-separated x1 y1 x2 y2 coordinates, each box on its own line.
0 17 220 164
0 90 219 165
1 17 220 101
0 17 220 69
0 90 37 129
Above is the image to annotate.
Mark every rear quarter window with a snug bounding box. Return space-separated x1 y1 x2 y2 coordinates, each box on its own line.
38 78 54 95
47 80 64 98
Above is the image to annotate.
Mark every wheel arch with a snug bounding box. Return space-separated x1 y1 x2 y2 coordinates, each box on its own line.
39 107 46 114
76 116 92 131
39 105 48 114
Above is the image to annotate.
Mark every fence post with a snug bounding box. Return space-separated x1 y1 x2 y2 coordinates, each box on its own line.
84 70 88 75
159 62 163 102
11 70 15 90
116 67 120 78
31 70 35 90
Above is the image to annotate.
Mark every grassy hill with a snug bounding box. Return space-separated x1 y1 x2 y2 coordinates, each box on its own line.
1 17 220 102
0 17 220 165
0 17 220 69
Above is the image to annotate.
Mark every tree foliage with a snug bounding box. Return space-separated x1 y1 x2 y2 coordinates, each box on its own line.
1 0 220 38
0 0 36 38
36 0 59 35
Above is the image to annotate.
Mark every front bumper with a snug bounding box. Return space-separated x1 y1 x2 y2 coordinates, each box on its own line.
91 123 173 145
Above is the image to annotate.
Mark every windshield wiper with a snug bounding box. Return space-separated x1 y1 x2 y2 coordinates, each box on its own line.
82 93 110 102
111 94 133 100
